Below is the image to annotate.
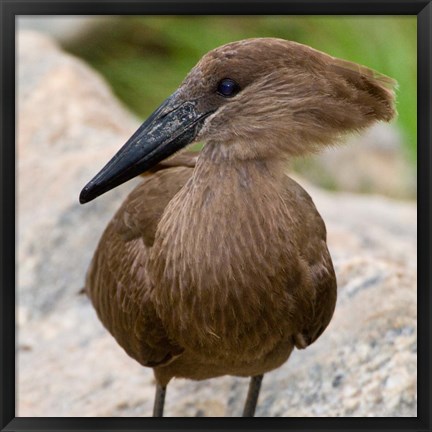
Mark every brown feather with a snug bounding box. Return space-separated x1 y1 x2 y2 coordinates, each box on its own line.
86 158 336 385
140 151 199 177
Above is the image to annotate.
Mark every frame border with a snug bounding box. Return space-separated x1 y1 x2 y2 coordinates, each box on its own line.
1 1 430 431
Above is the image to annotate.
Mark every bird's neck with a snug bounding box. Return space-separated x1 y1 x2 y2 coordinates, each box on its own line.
184 142 290 233
150 143 292 285
192 144 287 195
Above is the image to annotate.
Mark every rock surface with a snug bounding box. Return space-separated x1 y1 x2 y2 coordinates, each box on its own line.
292 124 416 199
17 16 109 44
17 31 417 417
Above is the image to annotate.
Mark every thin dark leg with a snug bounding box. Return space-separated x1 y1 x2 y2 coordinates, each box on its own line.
153 383 167 417
242 374 264 417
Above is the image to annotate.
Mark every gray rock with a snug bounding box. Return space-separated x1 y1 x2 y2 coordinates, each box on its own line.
17 31 416 417
17 17 109 44
17 30 139 319
292 125 416 199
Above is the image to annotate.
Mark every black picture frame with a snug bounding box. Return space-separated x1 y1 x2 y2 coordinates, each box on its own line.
1 1 430 431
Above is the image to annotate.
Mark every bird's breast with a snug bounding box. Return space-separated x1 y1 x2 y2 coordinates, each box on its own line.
148 161 305 360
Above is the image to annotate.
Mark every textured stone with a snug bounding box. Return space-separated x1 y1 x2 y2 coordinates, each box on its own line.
17 31 416 417
292 124 416 199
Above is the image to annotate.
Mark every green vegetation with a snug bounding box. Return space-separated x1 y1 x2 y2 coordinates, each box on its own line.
66 16 416 163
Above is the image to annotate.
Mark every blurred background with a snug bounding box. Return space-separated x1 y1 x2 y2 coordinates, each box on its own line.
17 16 417 417
19 15 416 198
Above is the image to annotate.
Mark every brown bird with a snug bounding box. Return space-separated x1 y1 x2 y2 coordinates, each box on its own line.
79 38 396 417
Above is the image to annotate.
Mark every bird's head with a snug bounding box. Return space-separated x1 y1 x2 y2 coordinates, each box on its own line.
80 38 396 204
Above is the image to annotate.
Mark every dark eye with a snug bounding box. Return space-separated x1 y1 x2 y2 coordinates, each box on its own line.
217 78 240 97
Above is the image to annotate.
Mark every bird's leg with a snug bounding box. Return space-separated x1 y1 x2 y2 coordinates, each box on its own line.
153 383 167 417
242 374 264 417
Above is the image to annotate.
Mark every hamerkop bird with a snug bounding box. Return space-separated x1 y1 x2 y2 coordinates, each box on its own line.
79 38 396 416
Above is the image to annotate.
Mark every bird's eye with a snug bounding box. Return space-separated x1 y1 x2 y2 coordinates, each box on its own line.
217 78 240 97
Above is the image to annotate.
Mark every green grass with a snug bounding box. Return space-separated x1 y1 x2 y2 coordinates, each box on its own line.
65 16 416 163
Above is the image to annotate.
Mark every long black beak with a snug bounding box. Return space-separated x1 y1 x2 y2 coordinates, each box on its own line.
79 93 211 204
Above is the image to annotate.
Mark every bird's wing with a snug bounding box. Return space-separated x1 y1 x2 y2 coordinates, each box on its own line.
113 165 193 247
283 176 337 349
85 164 194 367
